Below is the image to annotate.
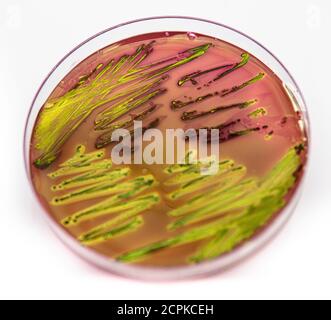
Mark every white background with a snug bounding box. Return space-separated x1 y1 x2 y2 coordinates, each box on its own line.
0 0 330 300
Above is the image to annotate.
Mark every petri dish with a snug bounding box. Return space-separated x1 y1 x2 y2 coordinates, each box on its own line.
24 16 310 280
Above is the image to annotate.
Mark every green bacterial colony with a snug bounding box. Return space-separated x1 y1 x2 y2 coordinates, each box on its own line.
33 42 267 169
47 144 303 264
